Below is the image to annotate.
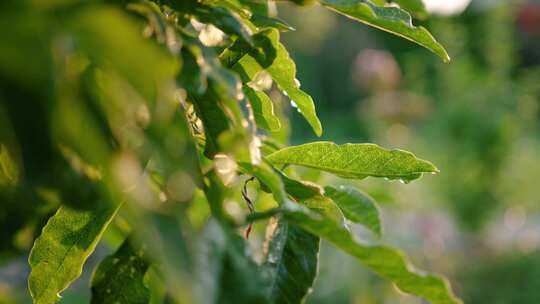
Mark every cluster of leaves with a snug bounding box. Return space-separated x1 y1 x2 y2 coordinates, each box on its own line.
0 0 460 303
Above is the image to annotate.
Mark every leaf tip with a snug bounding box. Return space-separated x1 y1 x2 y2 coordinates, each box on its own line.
443 53 452 63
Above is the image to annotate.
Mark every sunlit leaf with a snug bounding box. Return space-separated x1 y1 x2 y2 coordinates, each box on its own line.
278 201 462 304
319 0 450 62
244 86 281 131
91 238 150 304
28 204 120 304
267 141 438 183
244 167 460 303
324 185 382 237
223 28 323 136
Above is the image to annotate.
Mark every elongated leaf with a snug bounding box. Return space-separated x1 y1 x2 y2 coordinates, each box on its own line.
225 29 322 136
191 89 230 158
263 217 319 303
28 204 120 304
244 86 281 131
319 0 450 62
244 168 461 303
196 219 269 303
267 141 438 183
91 238 150 304
277 202 462 304
324 185 382 237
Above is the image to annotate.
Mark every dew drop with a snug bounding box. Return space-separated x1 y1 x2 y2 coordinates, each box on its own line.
236 90 245 101
294 78 301 88
290 100 298 108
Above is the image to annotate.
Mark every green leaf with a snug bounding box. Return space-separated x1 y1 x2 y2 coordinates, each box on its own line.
0 144 19 186
194 5 253 44
278 203 462 304
267 141 438 183
191 89 231 158
279 173 347 227
91 238 150 304
70 6 178 103
324 185 382 237
244 86 281 131
196 219 269 303
319 0 450 62
246 169 460 303
392 0 428 19
28 204 120 304
263 217 319 303
224 28 323 136
250 14 296 32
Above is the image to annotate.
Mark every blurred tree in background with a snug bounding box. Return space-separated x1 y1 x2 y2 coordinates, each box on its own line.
276 0 540 302
0 0 464 304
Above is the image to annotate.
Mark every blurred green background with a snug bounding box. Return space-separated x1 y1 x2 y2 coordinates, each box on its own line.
277 0 540 303
1 0 540 303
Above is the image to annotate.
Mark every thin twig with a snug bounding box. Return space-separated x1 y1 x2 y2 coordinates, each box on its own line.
242 176 256 239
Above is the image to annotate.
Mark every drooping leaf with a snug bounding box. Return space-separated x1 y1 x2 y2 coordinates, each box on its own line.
28 204 120 304
267 141 438 183
190 89 231 158
196 219 269 303
277 202 462 304
134 212 194 304
324 185 382 237
263 217 319 304
91 238 150 304
243 167 461 304
244 86 281 131
223 28 323 136
319 0 450 62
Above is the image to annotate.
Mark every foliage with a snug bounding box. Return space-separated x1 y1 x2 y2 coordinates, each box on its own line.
0 0 461 303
